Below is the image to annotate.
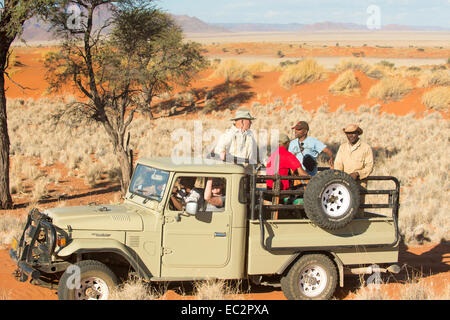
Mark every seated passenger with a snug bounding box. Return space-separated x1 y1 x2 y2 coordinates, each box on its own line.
204 178 225 211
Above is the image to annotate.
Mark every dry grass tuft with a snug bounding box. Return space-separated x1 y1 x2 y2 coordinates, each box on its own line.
0 289 12 300
352 269 450 300
335 58 371 74
417 70 450 88
247 61 276 73
110 277 162 300
329 70 361 95
421 87 450 111
279 59 326 90
367 77 413 101
0 213 26 248
210 59 253 82
194 279 246 300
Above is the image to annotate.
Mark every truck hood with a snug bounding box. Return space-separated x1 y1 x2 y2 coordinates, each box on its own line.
44 204 143 231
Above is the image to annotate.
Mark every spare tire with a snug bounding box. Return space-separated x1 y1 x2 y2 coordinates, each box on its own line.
304 170 360 230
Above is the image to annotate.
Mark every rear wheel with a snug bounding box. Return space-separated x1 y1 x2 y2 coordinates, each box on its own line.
281 254 338 300
58 260 118 300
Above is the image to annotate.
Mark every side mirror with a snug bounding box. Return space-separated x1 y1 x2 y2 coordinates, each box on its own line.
185 202 198 215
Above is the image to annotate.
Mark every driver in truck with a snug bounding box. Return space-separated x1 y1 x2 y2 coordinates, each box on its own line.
170 177 203 211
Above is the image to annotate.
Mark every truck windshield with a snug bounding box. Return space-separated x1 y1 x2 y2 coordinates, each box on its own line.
129 164 170 202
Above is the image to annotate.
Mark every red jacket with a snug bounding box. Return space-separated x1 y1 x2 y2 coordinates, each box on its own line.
266 146 302 190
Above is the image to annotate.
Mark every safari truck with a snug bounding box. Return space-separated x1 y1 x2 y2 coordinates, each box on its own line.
9 157 401 300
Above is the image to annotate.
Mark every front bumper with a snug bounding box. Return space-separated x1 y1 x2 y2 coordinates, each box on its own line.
10 208 70 283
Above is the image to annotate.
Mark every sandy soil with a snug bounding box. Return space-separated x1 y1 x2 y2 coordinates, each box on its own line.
185 31 450 47
1 241 448 300
1 43 448 300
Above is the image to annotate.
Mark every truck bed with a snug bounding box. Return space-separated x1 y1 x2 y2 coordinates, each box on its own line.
247 214 398 275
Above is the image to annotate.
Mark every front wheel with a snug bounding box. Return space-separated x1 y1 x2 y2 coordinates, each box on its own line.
58 260 118 300
281 254 338 300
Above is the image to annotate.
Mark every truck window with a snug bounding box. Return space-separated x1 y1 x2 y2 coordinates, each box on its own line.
129 164 169 202
169 176 226 212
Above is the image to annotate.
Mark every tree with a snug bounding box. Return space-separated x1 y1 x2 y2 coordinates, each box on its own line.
0 0 53 209
45 0 207 195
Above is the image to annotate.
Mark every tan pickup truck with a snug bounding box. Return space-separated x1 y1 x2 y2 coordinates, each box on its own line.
10 157 401 300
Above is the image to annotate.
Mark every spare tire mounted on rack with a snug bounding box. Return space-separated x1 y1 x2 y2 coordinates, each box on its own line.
304 170 360 230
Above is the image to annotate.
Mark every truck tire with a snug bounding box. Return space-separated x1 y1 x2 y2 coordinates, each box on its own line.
58 260 118 300
281 254 338 300
304 170 360 230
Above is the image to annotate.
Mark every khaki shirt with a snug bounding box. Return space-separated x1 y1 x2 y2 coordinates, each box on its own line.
334 140 374 180
214 126 257 163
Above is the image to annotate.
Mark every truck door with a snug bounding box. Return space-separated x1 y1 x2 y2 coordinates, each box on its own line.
161 175 232 277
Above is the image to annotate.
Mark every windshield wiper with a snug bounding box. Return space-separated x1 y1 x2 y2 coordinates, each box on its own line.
142 193 161 204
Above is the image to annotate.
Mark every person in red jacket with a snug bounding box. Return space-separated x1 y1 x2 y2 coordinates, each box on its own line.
266 133 309 190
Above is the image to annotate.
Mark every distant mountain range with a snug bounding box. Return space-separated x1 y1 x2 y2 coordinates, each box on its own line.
18 13 449 42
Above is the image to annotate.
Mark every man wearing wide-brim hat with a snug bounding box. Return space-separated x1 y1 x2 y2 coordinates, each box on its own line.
334 124 373 188
214 109 257 164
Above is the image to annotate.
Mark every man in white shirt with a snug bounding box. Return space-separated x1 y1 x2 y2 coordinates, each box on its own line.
214 109 257 164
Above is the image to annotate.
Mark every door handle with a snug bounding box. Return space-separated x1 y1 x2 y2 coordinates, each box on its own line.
214 232 227 237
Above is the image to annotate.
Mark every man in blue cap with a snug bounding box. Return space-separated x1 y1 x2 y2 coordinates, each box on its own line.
288 121 334 175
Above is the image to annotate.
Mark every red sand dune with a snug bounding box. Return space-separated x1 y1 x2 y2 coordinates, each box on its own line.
6 47 448 118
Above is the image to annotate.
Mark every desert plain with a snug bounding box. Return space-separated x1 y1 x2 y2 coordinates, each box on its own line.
0 31 449 300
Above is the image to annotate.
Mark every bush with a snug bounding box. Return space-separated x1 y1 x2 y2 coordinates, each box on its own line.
210 59 253 82
417 70 450 88
328 70 360 95
421 87 450 111
247 62 276 73
367 77 413 101
377 60 395 69
335 58 371 74
279 59 326 90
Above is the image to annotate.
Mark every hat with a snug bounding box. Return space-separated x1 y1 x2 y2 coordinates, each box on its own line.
230 109 256 121
279 133 290 145
292 121 309 131
343 124 363 135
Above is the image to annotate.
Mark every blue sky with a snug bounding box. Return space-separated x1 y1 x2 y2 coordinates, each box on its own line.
156 0 450 28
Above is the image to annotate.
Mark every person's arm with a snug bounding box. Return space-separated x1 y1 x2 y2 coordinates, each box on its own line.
204 179 213 201
170 193 183 211
214 130 233 161
204 179 224 207
288 153 309 177
322 147 334 168
295 166 309 177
